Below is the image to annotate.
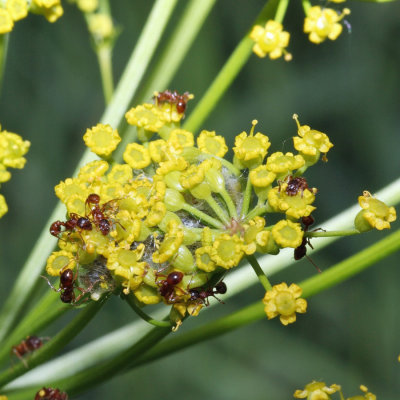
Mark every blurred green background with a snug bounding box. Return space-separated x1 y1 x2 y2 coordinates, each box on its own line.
0 0 399 398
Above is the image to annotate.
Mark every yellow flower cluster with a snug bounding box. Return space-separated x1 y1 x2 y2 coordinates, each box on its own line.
294 381 376 400
249 3 351 57
46 91 332 325
0 125 30 218
0 0 63 34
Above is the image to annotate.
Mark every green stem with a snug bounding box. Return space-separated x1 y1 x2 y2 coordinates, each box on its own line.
124 294 172 328
246 255 272 291
183 0 281 133
241 175 253 217
307 229 360 238
274 0 289 24
301 0 312 15
96 45 114 104
130 228 400 369
181 203 224 229
41 323 171 397
219 189 238 219
0 33 9 93
245 205 269 221
0 299 105 388
0 0 178 344
134 0 217 102
0 291 68 366
205 195 230 225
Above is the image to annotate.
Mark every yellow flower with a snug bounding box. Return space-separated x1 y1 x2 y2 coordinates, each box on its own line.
0 193 8 218
267 185 316 219
304 6 350 44
263 282 307 325
54 177 88 204
106 163 133 185
233 120 271 169
107 245 146 295
88 13 114 40
294 381 341 399
249 165 276 187
355 191 396 232
266 152 305 178
123 143 151 170
346 385 376 400
0 164 11 183
0 130 30 169
168 129 194 150
156 157 187 176
78 160 109 182
46 250 76 276
250 20 291 60
210 233 245 269
6 0 28 21
293 114 333 165
31 0 63 23
197 130 228 158
180 164 205 190
83 123 121 157
271 219 303 248
76 0 99 13
133 284 161 305
0 8 14 33
195 246 217 272
152 220 184 263
125 104 164 132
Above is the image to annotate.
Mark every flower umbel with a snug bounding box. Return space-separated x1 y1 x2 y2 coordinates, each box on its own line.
294 381 341 399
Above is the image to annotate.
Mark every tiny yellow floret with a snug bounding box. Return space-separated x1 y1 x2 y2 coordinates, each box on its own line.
263 282 307 325
0 194 8 218
304 6 350 44
197 130 228 158
123 143 151 170
271 219 303 248
0 8 14 33
294 381 341 399
83 123 121 157
88 13 114 40
250 20 291 61
76 0 99 13
347 385 376 400
6 0 28 21
355 190 396 231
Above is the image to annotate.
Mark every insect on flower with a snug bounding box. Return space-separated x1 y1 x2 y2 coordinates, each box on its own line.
49 213 92 239
42 267 99 304
154 90 192 114
85 193 121 235
156 271 185 304
189 281 227 306
279 175 316 197
34 387 68 400
11 336 48 368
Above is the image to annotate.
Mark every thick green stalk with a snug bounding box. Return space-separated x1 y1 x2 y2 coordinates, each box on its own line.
0 0 178 343
96 45 114 104
0 299 105 388
0 33 9 93
183 0 280 132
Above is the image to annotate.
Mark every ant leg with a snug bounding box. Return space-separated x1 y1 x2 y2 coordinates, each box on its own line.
40 276 61 293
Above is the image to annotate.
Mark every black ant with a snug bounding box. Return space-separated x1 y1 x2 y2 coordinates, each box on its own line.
189 281 227 306
156 271 185 304
42 268 98 304
154 90 192 114
11 336 49 368
34 387 68 400
279 175 316 197
294 215 322 273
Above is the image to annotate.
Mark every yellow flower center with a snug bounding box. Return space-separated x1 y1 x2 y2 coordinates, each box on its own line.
275 291 296 316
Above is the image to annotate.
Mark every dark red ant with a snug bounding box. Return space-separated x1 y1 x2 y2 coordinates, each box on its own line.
42 268 96 304
85 193 120 236
189 281 227 306
154 90 192 114
11 336 48 368
156 271 184 304
34 387 68 400
294 215 321 273
279 175 316 197
50 213 92 239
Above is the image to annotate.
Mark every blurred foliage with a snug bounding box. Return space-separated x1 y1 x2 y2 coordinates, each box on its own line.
0 0 399 399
